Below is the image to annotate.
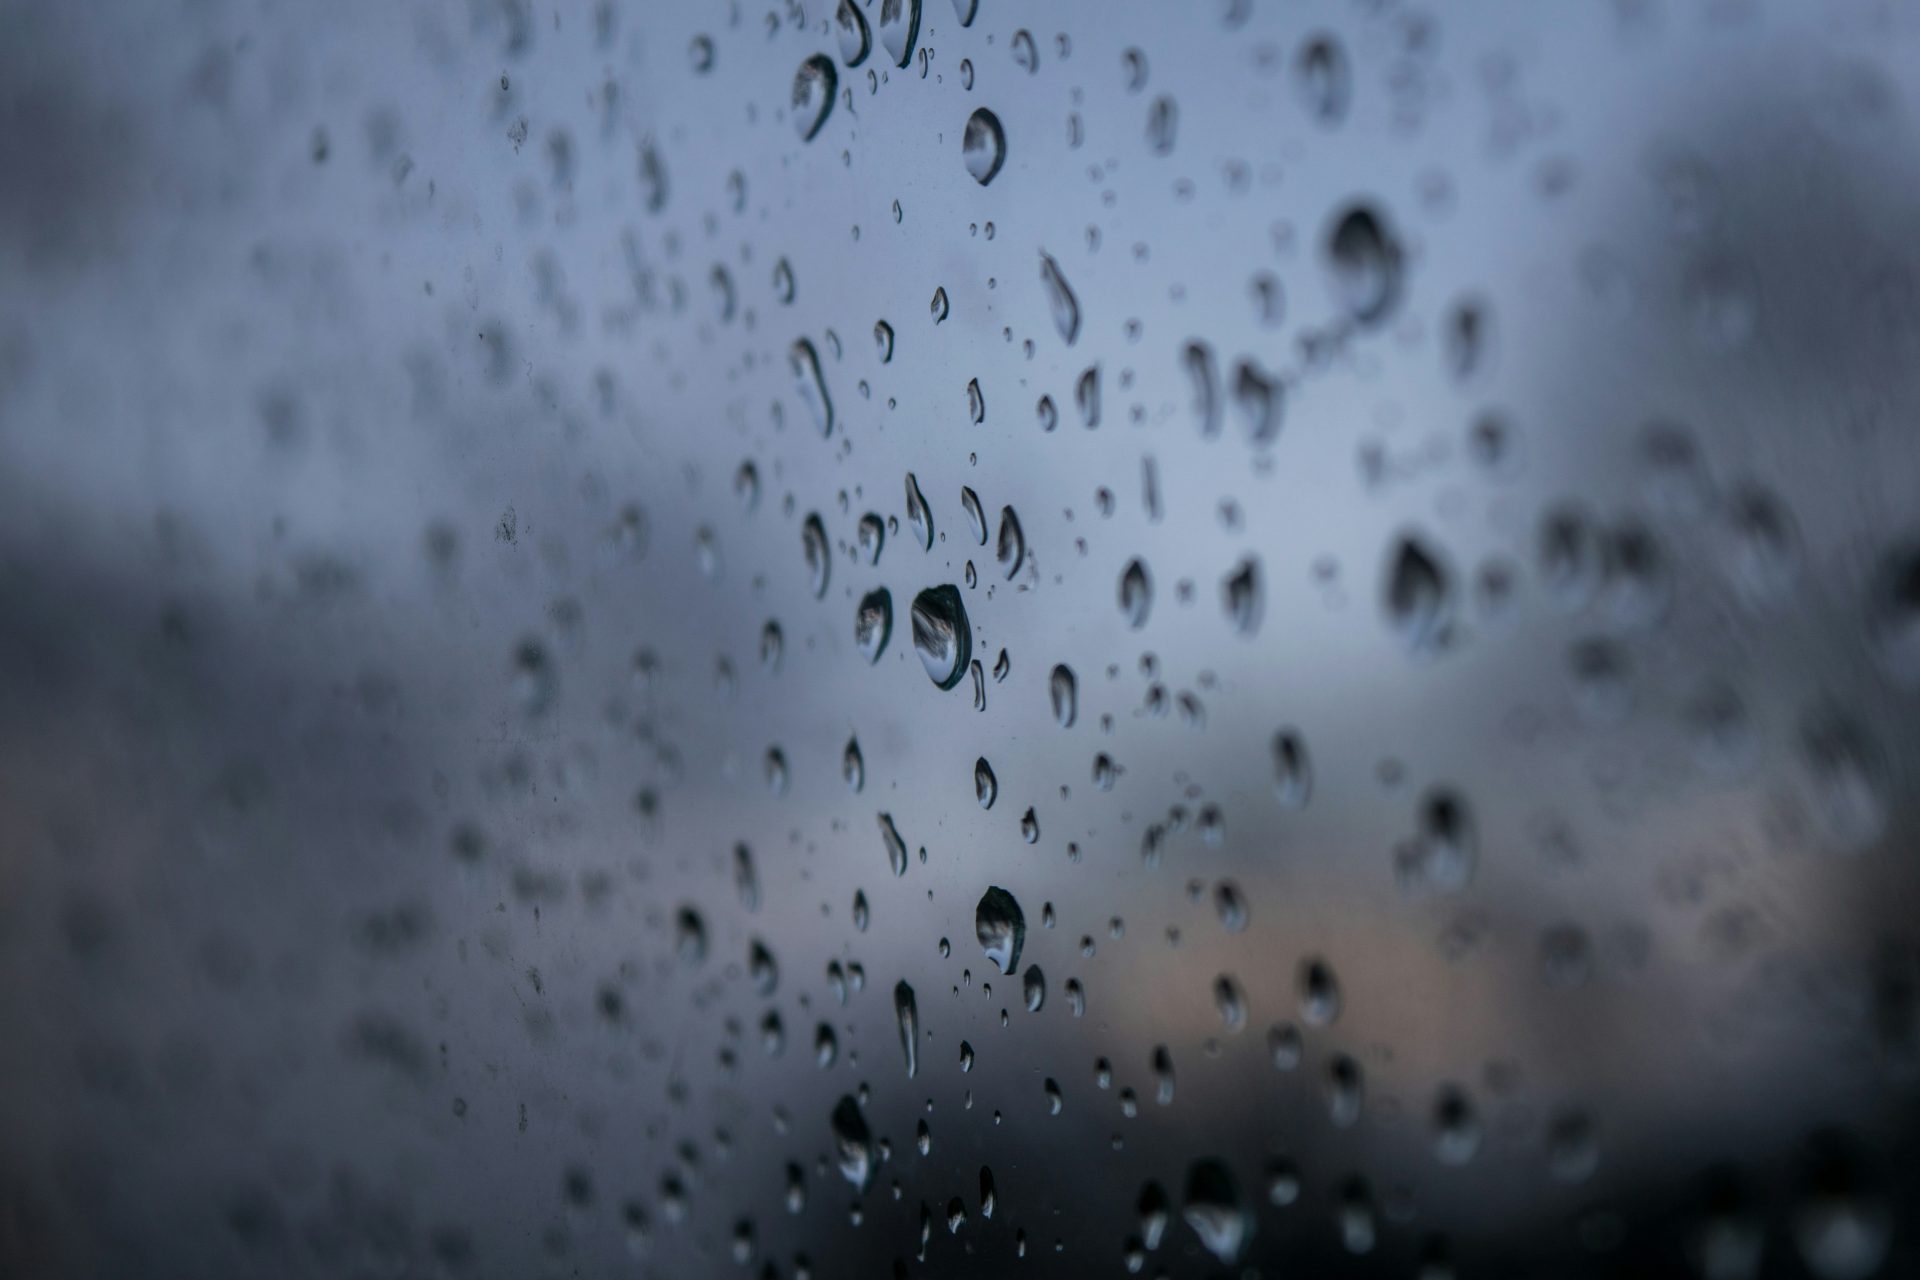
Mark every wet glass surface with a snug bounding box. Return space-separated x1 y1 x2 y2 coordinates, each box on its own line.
4 1 1920 1276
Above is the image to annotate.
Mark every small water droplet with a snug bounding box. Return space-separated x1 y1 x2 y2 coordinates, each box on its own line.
1038 251 1080 344
974 757 998 809
1119 558 1153 628
1050 664 1077 726
790 338 833 435
855 589 893 663
879 813 909 877
1327 203 1404 326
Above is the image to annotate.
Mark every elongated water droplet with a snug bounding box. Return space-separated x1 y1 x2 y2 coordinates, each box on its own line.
1184 340 1220 436
801 514 830 598
976 886 1026 974
1039 251 1080 344
961 487 987 544
963 108 1006 185
1299 956 1341 1025
879 812 909 877
873 318 895 363
930 286 949 323
1119 558 1153 629
792 56 837 142
1075 364 1101 429
1222 556 1261 636
1296 34 1351 123
1214 975 1247 1031
1233 358 1282 443
966 377 986 424
790 338 833 435
1050 664 1078 727
904 473 934 549
1036 394 1058 432
1385 533 1452 656
995 507 1025 579
1019 807 1039 843
894 980 919 1078
1272 729 1311 808
855 589 893 662
843 738 865 792
1396 790 1476 893
1146 95 1178 155
911 586 971 689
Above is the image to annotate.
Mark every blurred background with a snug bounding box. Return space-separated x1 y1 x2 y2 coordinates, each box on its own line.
3 0 1920 1276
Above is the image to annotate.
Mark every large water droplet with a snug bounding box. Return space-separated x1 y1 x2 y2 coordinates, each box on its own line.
911 586 971 690
963 108 1006 185
960 486 987 544
975 886 1026 975
857 512 885 564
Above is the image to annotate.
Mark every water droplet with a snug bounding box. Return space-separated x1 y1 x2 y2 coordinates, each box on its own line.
1384 533 1453 656
792 55 837 142
855 589 893 663
1050 665 1077 727
801 514 830 598
760 619 784 671
1019 807 1039 843
511 638 556 716
1222 557 1262 636
877 0 920 68
834 0 871 66
852 888 870 930
749 939 779 995
674 905 707 964
1119 558 1153 629
1272 730 1312 807
1182 1160 1249 1264
1327 1053 1364 1126
962 108 1006 185
894 981 919 1079
1184 341 1221 437
960 487 987 544
1214 975 1247 1031
930 286 950 323
966 377 986 424
831 1096 874 1191
1299 956 1340 1025
1327 203 1404 326
911 586 972 690
1036 394 1058 432
1434 1085 1481 1165
790 338 833 435
974 757 998 809
857 512 886 564
950 0 978 26
995 507 1025 578
975 886 1026 974
1038 251 1080 344
1074 364 1101 429
879 813 909 877
1146 95 1178 155
1232 358 1282 443
959 1039 974 1071
688 34 715 73
905 473 934 550
1396 790 1476 893
1022 964 1046 1012
1297 34 1351 123
873 319 895 363
1011 28 1038 73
